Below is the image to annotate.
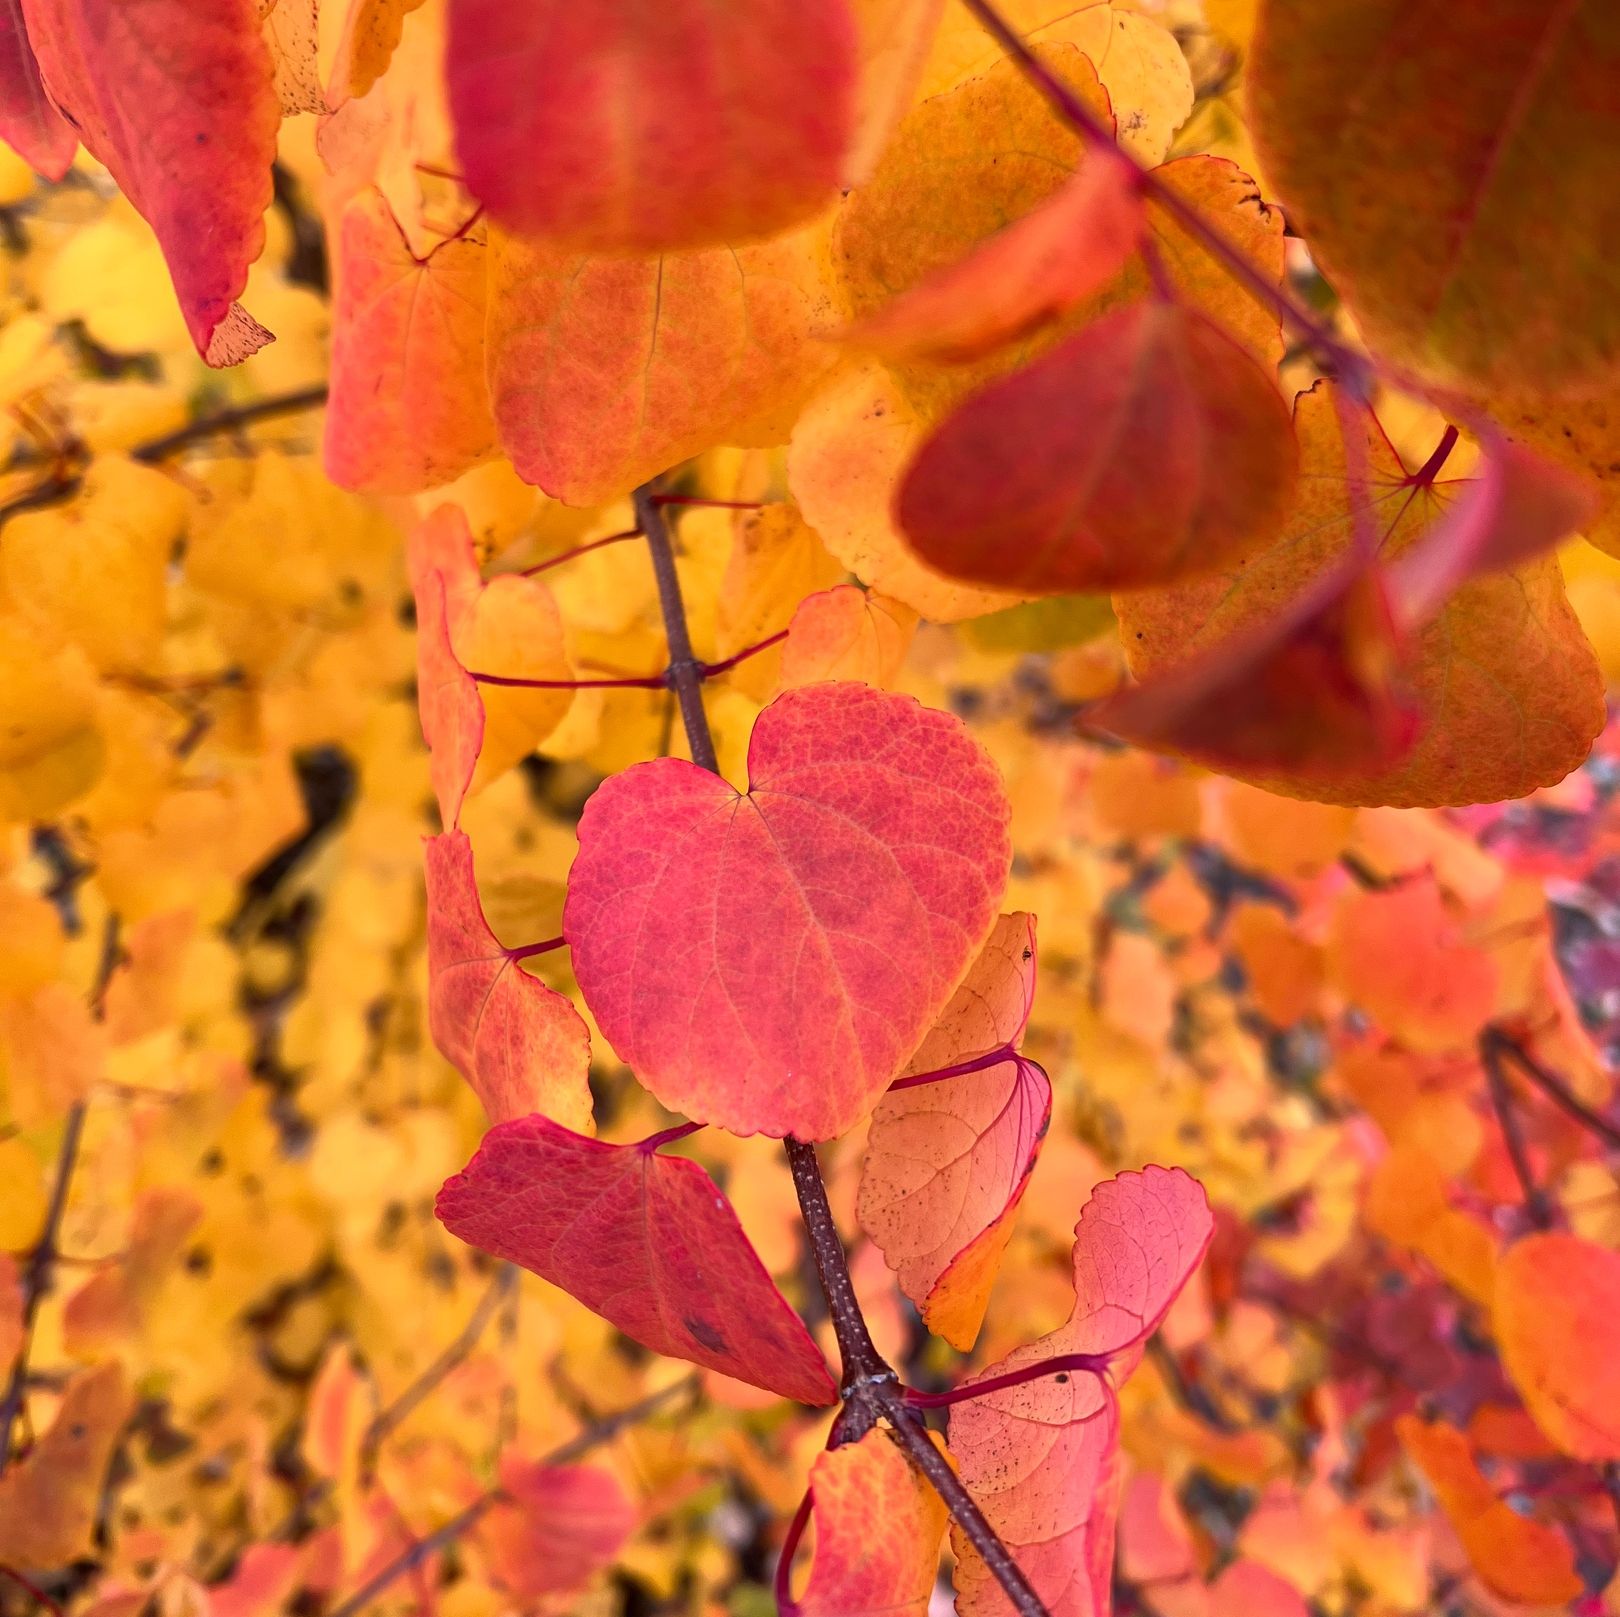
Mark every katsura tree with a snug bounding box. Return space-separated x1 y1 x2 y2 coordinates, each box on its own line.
2 1 1620 1616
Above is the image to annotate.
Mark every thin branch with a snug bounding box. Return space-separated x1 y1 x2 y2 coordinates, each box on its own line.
0 1563 67 1617
468 669 668 691
1480 1034 1555 1231
0 1103 87 1469
360 1266 517 1479
634 483 720 774
634 476 1051 1617
952 0 1374 398
1485 1026 1620 1153
0 385 330 526
321 1376 698 1617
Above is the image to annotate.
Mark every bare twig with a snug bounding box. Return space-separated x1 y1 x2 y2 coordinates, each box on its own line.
1480 1034 1556 1230
320 1376 698 1617
360 1266 517 1479
1484 1026 1620 1153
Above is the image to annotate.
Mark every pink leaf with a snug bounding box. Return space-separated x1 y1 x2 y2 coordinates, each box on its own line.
436 1113 838 1405
412 566 483 832
563 683 1010 1140
946 1168 1213 1617
424 830 592 1131
22 0 278 364
0 0 74 178
477 1461 636 1599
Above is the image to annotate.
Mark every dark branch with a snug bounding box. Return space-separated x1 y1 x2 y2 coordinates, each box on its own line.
1485 1026 1620 1153
1480 1033 1556 1231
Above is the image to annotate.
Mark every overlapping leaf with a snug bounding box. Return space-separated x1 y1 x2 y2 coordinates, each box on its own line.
325 188 496 495
859 914 1051 1349
22 0 278 363
446 0 858 252
780 585 918 689
436 1112 838 1405
1249 0 1620 394
897 299 1297 594
564 683 1010 1140
945 1168 1213 1617
0 0 74 177
1111 385 1604 805
785 1430 948 1617
424 831 593 1131
1396 1416 1582 1604
1495 1232 1620 1460
476 1461 637 1599
488 226 835 506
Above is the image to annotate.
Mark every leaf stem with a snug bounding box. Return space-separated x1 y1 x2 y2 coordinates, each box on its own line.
1483 1025 1620 1153
468 669 669 690
1479 1033 1556 1231
701 629 790 678
774 1487 815 1614
507 936 565 960
902 1351 1111 1410
952 0 1374 398
520 528 643 576
887 1045 1018 1091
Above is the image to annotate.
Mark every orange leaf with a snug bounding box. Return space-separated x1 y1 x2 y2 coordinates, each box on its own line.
898 299 1296 594
845 154 1143 364
477 1462 636 1599
423 830 593 1131
412 567 482 833
1327 877 1498 1054
1249 0 1620 395
1094 558 1418 790
1113 385 1603 805
0 0 75 177
0 1362 134 1566
63 1186 203 1357
325 188 496 496
22 0 277 364
437 1113 839 1404
780 586 918 690
1396 1415 1581 1605
445 0 858 253
786 1429 948 1617
564 684 1010 1141
1388 436 1599 626
859 915 1051 1349
948 1168 1213 1617
335 0 428 98
1495 1232 1620 1461
487 227 835 506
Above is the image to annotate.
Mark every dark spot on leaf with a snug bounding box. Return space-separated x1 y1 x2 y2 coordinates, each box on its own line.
1054 1373 1069 1383
685 1315 729 1355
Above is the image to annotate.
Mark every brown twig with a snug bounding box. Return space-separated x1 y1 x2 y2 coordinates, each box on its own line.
1480 1033 1556 1230
1484 1026 1620 1153
636 478 1051 1617
320 1376 698 1617
953 0 1375 399
359 1266 517 1480
0 384 330 527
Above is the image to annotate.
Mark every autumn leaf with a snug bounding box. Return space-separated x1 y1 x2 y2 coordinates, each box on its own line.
436 1112 839 1405
22 0 278 363
1095 555 1420 792
487 225 835 506
1396 1415 1582 1605
859 914 1051 1349
1495 1232 1620 1460
412 567 482 833
842 152 1143 364
445 0 859 253
0 1361 133 1565
424 830 593 1132
897 299 1297 593
946 1168 1213 1617
63 1186 203 1357
1249 0 1620 394
783 1429 948 1617
324 188 496 496
779 585 919 689
0 0 74 178
563 683 1010 1140
336 0 427 98
1111 384 1604 805
477 1461 637 1599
